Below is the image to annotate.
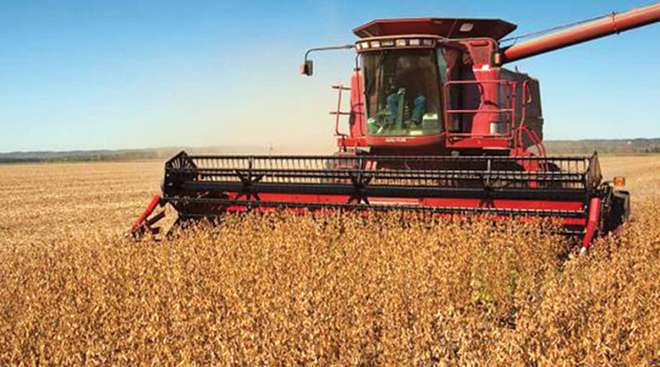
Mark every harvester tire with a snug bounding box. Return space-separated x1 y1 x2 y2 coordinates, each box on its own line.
606 190 630 232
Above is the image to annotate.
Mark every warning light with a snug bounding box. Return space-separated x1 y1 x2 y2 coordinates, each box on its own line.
613 176 626 187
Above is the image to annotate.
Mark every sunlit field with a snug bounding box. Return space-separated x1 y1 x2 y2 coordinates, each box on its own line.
0 156 658 365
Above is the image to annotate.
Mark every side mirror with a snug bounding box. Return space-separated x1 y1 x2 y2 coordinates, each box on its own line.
300 60 313 76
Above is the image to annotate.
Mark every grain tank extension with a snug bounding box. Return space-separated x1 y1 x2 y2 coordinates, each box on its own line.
131 3 659 251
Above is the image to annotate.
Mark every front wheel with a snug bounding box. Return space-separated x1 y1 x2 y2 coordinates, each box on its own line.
604 190 631 232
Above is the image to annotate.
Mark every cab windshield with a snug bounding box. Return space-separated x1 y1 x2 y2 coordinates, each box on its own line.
363 49 442 137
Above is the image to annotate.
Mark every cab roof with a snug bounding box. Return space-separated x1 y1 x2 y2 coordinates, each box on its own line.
353 18 517 40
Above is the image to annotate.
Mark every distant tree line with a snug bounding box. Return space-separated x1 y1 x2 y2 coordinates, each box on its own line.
1 139 658 164
544 138 660 155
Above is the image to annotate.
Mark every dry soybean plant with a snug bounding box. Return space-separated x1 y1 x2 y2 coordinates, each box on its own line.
1 205 658 366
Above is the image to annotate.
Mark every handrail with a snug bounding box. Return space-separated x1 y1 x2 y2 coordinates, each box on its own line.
515 79 547 157
443 79 516 139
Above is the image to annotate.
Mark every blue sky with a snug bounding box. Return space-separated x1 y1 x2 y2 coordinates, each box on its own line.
1 0 658 152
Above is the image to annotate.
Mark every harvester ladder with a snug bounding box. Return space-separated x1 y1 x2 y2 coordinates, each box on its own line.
329 84 351 138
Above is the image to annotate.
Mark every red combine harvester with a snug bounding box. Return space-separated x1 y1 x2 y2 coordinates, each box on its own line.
131 4 660 252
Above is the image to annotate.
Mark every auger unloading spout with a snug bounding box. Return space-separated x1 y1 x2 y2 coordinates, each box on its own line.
131 3 655 249
501 3 660 63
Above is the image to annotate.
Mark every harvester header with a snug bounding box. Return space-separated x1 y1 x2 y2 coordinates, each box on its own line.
131 3 659 252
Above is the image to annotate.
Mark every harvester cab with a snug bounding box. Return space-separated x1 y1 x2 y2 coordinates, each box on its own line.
302 17 547 157
131 3 659 252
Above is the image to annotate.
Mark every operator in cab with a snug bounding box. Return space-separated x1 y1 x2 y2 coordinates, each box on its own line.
364 49 441 137
382 62 427 131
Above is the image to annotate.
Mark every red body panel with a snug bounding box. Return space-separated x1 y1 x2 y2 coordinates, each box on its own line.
349 71 367 140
